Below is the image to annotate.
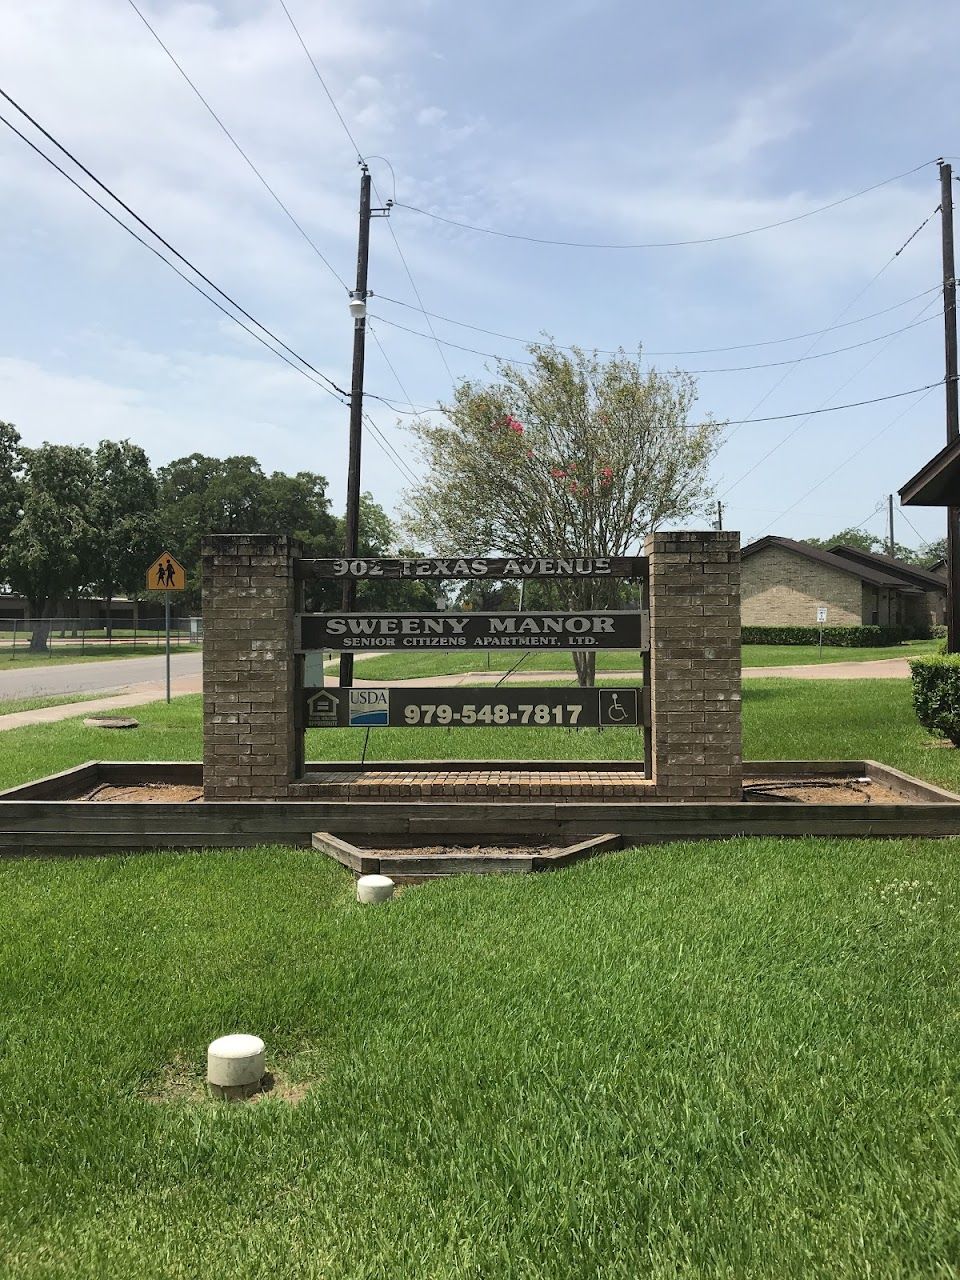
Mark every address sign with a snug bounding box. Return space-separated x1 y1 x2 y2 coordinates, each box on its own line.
297 555 645 580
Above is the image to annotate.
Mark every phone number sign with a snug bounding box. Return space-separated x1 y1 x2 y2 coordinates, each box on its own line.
304 686 642 729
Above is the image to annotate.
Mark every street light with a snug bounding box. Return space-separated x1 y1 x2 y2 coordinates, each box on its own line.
348 292 367 321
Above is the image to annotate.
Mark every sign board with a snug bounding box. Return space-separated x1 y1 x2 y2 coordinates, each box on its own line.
146 551 186 592
816 606 828 624
297 556 645 581
304 686 642 729
297 610 649 652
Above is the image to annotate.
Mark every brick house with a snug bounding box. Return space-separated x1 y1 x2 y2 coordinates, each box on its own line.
742 536 946 633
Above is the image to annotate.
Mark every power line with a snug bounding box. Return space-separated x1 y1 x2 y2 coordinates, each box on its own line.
753 386 938 537
0 108 350 404
714 379 948 428
0 102 428 490
367 309 941 375
721 206 939 446
362 413 421 488
272 0 457 384
123 0 349 291
367 378 952 426
720 293 943 497
0 86 350 400
373 283 943 356
276 0 365 166
394 160 937 249
898 505 938 551
368 320 420 413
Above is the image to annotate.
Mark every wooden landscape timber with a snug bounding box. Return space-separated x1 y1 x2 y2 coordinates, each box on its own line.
1 759 958 859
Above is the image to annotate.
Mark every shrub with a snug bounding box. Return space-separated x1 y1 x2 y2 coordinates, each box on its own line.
910 655 960 745
742 625 911 647
932 624 948 639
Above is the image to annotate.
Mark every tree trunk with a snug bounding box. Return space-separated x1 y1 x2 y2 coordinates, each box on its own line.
28 602 51 654
106 593 113 641
573 650 596 688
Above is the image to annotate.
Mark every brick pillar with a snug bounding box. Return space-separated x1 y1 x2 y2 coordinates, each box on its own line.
202 534 300 800
645 530 741 801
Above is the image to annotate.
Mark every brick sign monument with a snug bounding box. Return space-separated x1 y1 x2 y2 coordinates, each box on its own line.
201 531 741 802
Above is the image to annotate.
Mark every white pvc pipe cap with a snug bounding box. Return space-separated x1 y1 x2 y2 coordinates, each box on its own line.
207 1033 266 1088
357 874 396 904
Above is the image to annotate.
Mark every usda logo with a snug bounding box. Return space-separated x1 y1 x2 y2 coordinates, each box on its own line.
347 689 390 726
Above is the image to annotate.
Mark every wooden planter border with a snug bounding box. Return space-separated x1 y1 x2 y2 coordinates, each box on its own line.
0 759 957 858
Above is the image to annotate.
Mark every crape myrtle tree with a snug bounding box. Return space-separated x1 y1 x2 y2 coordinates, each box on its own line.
403 345 722 686
88 440 160 638
3 444 96 652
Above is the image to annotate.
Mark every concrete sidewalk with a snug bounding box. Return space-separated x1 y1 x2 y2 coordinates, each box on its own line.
0 673 202 732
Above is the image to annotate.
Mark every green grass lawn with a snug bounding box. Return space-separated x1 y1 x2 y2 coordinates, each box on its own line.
3 837 960 1276
0 691 125 717
0 642 200 670
1 677 959 792
330 639 938 682
5 679 960 1276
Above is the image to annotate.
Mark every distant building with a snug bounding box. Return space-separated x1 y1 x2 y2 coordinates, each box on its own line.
742 537 946 633
0 594 178 627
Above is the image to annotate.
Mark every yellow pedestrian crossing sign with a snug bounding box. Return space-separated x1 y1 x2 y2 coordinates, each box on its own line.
147 551 185 591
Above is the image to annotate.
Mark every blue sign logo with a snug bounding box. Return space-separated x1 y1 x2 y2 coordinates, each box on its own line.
348 689 390 726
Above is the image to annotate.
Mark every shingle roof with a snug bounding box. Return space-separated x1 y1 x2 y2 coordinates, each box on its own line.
829 545 947 592
741 536 923 592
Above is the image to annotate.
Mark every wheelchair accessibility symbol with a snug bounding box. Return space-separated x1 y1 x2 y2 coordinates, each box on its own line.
598 689 639 726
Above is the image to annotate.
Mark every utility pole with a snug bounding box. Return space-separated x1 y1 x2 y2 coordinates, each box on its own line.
339 166 373 690
716 500 723 531
888 494 895 559
941 161 960 651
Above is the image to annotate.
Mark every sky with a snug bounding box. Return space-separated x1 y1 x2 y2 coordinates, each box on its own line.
0 0 957 552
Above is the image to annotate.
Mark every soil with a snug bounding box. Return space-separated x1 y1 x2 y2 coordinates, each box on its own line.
742 776 904 805
143 1058 313 1107
83 783 203 803
364 843 557 858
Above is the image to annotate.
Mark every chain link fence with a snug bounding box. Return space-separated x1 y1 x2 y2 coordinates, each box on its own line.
0 617 203 658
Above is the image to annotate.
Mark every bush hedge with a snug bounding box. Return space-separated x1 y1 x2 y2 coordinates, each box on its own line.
932 624 948 639
911 655 960 745
742 624 912 647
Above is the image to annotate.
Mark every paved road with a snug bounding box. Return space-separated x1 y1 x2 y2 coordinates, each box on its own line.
0 651 203 700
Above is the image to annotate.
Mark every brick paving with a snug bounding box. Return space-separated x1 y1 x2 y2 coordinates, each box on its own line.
290 768 653 799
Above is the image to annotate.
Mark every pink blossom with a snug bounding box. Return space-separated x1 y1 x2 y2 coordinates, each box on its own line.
550 467 566 479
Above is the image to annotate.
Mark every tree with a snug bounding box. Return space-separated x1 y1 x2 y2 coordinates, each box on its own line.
402 345 721 684
88 440 160 637
0 422 24 565
310 492 438 613
156 454 339 607
804 527 882 554
804 527 943 567
3 444 95 651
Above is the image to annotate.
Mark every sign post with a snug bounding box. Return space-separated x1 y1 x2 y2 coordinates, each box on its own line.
816 605 828 660
146 552 186 704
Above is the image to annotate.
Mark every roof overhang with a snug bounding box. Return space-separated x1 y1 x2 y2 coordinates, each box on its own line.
900 436 960 506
